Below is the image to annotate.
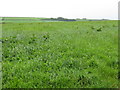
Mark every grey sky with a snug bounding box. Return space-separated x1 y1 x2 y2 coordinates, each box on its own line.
0 0 119 20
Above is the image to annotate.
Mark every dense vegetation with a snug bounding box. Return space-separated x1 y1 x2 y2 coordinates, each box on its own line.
2 20 118 88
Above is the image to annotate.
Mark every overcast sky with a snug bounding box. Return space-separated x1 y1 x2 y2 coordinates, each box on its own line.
0 0 119 20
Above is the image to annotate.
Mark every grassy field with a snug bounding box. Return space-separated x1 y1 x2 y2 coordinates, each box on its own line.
2 17 48 23
2 20 118 88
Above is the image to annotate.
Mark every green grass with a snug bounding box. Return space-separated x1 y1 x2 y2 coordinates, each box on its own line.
2 17 47 20
1 17 48 23
2 20 118 88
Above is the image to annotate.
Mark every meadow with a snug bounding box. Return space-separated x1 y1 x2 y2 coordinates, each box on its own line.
2 20 118 88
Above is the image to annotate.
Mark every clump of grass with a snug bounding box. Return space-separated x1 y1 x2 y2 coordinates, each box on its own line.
96 27 102 32
91 26 95 29
43 33 50 41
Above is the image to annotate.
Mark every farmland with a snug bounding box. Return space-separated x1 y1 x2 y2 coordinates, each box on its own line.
1 18 118 88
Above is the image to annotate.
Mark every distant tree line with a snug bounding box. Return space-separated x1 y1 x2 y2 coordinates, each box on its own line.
42 17 76 21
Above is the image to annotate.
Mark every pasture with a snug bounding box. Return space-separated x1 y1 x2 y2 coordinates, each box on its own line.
2 20 118 88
